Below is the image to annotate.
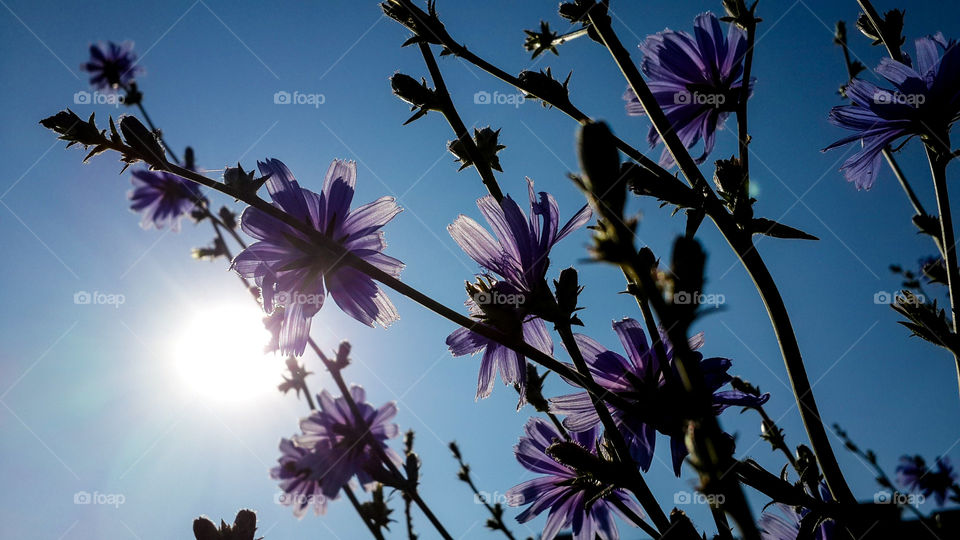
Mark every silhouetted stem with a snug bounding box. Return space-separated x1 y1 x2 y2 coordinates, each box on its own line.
925 141 960 398
343 485 387 540
736 21 755 178
450 450 518 540
121 84 180 165
586 9 853 507
417 42 504 202
554 321 671 535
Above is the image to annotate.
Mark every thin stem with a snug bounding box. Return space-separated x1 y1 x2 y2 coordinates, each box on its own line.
450 449 518 540
554 321 671 534
417 42 504 202
586 10 854 506
121 84 180 164
392 0 670 183
856 0 903 62
608 496 660 539
343 485 387 540
119 156 636 416
711 505 734 540
925 141 960 398
552 28 589 47
756 406 799 473
736 21 756 178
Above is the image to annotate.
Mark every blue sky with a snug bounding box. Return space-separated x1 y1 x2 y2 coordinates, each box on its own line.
2 0 960 538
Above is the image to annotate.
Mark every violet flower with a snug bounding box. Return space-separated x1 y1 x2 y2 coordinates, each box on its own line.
231 158 403 356
445 178 591 402
271 437 335 518
824 34 960 189
295 386 401 497
550 318 769 475
81 41 143 90
128 169 206 231
624 12 753 168
758 484 835 540
896 455 957 506
506 418 644 540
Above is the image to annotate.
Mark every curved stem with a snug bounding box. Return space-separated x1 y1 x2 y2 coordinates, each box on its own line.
586 10 853 506
925 141 960 398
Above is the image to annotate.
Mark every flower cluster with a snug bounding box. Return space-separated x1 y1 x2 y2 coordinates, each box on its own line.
128 169 206 231
896 455 958 506
550 318 768 475
81 41 142 90
445 178 591 403
232 159 403 356
506 418 644 540
825 33 960 189
273 386 400 518
625 12 753 168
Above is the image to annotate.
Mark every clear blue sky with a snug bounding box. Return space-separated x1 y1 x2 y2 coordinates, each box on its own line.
2 0 959 538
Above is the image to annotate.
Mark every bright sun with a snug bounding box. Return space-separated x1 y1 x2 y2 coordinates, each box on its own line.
174 303 283 401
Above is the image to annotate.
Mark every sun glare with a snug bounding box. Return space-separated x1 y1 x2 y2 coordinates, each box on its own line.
174 304 282 401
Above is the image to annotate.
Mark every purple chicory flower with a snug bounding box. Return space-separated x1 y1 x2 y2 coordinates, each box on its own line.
758 484 835 539
271 437 336 518
128 169 206 231
81 41 143 90
824 33 960 189
506 418 644 540
624 12 753 168
445 178 591 402
550 318 769 475
295 386 401 497
896 455 958 506
231 158 403 356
